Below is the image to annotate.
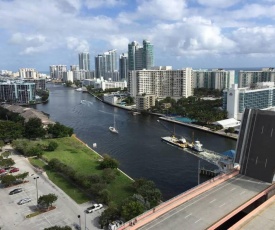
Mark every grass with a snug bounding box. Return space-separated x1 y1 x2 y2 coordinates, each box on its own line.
28 157 90 204
28 136 134 205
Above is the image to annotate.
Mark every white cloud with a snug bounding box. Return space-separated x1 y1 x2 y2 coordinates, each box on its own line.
136 0 187 20
197 0 241 8
85 0 125 9
66 37 90 52
152 16 235 57
232 26 275 54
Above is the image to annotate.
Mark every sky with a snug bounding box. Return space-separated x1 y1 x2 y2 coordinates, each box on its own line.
1 0 275 72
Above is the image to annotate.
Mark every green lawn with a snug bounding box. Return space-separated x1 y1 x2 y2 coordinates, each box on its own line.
28 137 134 205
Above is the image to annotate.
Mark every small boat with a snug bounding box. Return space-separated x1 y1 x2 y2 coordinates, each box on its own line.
109 115 118 134
132 111 141 115
161 136 188 148
188 140 203 152
75 88 83 92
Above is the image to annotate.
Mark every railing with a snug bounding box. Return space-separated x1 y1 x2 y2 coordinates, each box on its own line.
119 170 239 229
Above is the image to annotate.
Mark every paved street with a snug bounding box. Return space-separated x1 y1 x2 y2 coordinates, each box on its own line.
0 146 104 230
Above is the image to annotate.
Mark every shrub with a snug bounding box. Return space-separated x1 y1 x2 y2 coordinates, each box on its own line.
100 154 119 169
47 141 58 151
102 168 116 183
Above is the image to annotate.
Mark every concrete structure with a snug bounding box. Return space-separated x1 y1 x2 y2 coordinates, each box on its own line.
0 80 36 104
95 49 117 80
23 78 46 90
83 77 127 91
119 53 128 81
128 67 193 105
49 65 67 80
193 69 235 90
70 65 79 71
238 68 275 88
78 52 90 71
19 68 38 79
136 94 156 110
223 82 275 120
63 70 74 83
214 118 241 128
128 40 154 71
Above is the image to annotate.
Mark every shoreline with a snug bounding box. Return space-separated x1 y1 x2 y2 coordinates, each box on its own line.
89 93 238 141
72 134 135 182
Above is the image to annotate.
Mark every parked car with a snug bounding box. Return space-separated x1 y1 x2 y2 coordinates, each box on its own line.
9 188 23 195
0 169 6 174
85 204 103 213
9 167 19 173
108 220 124 230
18 198 31 205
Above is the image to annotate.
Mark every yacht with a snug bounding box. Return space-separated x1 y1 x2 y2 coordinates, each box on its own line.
109 115 118 134
189 140 203 152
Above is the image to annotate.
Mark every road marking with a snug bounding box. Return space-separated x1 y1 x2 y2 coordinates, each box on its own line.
219 203 226 207
230 188 236 191
195 218 202 223
240 191 246 195
209 199 216 204
185 213 192 219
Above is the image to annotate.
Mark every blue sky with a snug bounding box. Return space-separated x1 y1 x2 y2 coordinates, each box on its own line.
1 0 275 72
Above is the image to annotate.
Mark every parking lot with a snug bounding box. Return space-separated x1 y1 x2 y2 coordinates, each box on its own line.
0 145 104 230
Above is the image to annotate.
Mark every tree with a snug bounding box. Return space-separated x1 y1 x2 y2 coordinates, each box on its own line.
1 174 16 187
47 141 58 151
15 172 29 182
38 193 58 210
24 117 46 139
2 151 11 159
44 226 72 230
99 203 120 228
102 168 116 183
98 189 111 204
0 158 15 168
100 154 119 169
121 200 145 221
0 120 23 141
47 122 73 138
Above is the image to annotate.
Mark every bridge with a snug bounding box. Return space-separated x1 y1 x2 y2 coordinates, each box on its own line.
118 109 275 230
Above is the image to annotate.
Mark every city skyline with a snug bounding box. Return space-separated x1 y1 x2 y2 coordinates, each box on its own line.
1 0 275 71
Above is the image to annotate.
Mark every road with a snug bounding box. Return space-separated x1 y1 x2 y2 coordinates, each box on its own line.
0 145 103 230
139 174 270 230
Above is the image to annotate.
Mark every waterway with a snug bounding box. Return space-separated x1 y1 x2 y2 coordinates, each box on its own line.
33 84 236 200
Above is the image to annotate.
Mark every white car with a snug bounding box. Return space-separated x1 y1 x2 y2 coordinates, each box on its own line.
18 198 32 205
85 204 103 213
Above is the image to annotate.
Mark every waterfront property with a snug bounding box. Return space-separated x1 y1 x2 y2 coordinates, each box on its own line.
0 80 36 104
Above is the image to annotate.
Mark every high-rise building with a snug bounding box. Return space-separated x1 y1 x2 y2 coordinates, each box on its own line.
128 67 193 107
238 68 275 88
95 50 117 80
193 69 235 90
79 52 90 71
0 80 36 104
19 68 38 79
223 82 275 120
142 40 154 70
128 40 154 71
119 53 128 81
49 65 67 80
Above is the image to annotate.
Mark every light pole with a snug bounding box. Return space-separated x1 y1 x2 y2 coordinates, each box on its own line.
77 215 81 230
33 176 39 205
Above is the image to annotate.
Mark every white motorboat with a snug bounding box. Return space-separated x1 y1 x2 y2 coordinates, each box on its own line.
109 115 118 134
189 140 203 152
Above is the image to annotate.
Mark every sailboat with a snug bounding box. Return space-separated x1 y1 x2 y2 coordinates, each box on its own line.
109 115 118 134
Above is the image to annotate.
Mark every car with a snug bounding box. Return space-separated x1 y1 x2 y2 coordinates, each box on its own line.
0 169 6 174
85 204 103 213
18 198 31 205
9 188 23 195
108 220 124 230
9 167 19 173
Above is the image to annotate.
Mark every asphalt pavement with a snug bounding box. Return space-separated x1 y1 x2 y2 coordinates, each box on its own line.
0 145 104 230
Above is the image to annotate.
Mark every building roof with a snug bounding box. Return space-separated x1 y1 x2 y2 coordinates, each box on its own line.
1 104 55 125
214 118 240 128
221 150 235 159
